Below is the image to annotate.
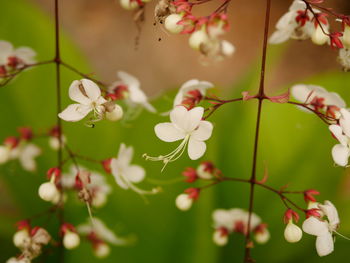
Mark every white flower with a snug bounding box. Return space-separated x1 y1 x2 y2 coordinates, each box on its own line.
269 0 315 44
144 106 213 168
108 71 156 112
59 79 107 122
338 48 350 71
291 84 345 117
329 109 350 166
77 217 128 246
302 200 339 257
38 177 59 202
173 79 213 108
0 40 36 67
175 193 193 211
284 221 303 243
11 143 41 172
111 143 158 195
164 14 184 34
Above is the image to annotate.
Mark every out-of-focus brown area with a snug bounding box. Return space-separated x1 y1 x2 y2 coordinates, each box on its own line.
32 0 350 96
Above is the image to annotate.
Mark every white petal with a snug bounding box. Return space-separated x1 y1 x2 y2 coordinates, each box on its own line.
58 104 92 122
19 144 41 172
173 91 184 107
319 201 339 229
191 121 213 141
269 29 292 44
81 79 102 101
68 80 91 104
188 139 206 160
324 92 346 109
0 40 13 62
110 158 129 189
329 125 348 146
340 108 350 137
117 71 140 88
316 233 334 257
124 165 145 183
180 79 200 91
117 144 133 167
154 123 185 142
170 106 204 133
289 0 306 11
302 217 329 236
331 144 350 167
142 102 156 113
14 47 36 64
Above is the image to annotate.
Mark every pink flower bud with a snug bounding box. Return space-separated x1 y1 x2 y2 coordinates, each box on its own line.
304 189 320 203
182 167 198 183
283 209 299 224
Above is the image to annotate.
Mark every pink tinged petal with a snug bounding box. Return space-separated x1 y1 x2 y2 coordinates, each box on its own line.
331 144 350 167
329 125 348 145
340 108 350 137
302 217 329 236
124 165 145 183
155 123 185 142
316 233 334 257
81 79 102 101
58 104 92 122
117 144 133 167
191 121 213 141
68 80 91 105
188 139 206 160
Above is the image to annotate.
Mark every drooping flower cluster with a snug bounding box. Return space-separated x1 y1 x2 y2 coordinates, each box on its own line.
270 0 350 70
0 40 36 79
212 208 270 246
154 0 235 60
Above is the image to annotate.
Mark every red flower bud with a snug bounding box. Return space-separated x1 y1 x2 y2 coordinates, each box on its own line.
101 158 112 174
184 187 200 200
304 189 320 203
283 209 300 224
182 167 198 183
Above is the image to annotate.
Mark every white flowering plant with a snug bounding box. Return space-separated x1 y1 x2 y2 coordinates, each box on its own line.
1 0 350 263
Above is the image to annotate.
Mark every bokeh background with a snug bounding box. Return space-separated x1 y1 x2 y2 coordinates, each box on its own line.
1 0 350 262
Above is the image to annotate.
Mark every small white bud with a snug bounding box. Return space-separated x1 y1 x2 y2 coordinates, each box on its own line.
343 24 350 48
164 14 184 34
254 229 270 244
196 164 213 179
213 229 228 246
94 243 110 258
189 30 209 50
92 191 107 208
120 0 138 11
13 229 30 248
63 231 80 250
221 40 235 57
284 221 302 243
0 146 10 164
311 25 328 46
106 104 123 122
49 135 66 150
38 181 59 202
175 194 193 211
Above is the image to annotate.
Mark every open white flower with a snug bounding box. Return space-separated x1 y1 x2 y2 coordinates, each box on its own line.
329 109 350 166
111 143 159 195
77 217 128 246
173 79 213 108
144 106 213 168
269 0 315 44
108 71 156 112
59 79 107 122
291 84 346 118
0 40 36 67
302 200 339 257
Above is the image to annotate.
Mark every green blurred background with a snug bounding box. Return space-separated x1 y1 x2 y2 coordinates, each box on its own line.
1 0 350 262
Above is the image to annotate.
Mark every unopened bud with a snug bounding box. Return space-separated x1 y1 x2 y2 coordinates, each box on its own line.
63 231 80 250
284 221 302 243
196 162 214 179
106 104 123 121
164 14 184 34
120 0 138 10
0 146 10 164
221 40 235 57
213 228 228 246
38 180 59 202
94 243 110 258
13 229 30 248
254 229 270 244
175 193 193 211
311 25 328 45
189 30 209 50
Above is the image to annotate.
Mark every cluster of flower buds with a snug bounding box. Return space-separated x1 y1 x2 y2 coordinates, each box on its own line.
8 221 51 263
119 0 151 11
77 217 129 258
212 208 270 246
269 0 350 70
0 40 36 79
38 167 62 204
0 127 41 172
59 72 155 126
155 0 235 60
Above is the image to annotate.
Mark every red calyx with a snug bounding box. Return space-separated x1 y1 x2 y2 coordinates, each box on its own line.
4 136 19 149
234 221 246 234
304 189 320 203
87 232 104 248
296 10 310 26
217 226 229 237
184 187 200 200
18 127 33 141
49 125 61 138
305 208 321 218
330 32 344 49
283 209 300 224
101 158 112 174
182 167 198 183
0 65 7 77
326 105 340 119
110 85 128 100
47 167 61 183
310 96 325 112
16 220 30 231
7 56 22 68
253 223 268 234
60 223 77 235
